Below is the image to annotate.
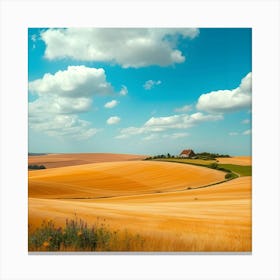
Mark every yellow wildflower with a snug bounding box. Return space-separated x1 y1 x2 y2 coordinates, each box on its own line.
77 230 82 237
43 241 49 247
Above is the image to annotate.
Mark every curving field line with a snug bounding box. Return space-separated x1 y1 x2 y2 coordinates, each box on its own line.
29 160 226 199
28 159 251 251
29 176 251 251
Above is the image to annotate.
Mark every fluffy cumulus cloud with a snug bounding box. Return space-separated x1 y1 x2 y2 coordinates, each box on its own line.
143 80 162 90
40 28 199 68
196 72 252 113
116 112 222 139
119 85 128 96
104 100 119 109
29 65 114 98
29 114 98 140
107 116 120 125
29 65 115 140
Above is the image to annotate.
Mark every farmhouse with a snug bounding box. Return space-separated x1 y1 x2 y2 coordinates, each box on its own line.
179 149 196 158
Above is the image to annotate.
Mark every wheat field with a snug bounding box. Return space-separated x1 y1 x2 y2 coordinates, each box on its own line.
28 155 252 252
216 156 252 166
28 153 147 169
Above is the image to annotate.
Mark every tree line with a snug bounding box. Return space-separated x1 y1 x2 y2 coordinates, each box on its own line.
28 164 46 170
145 152 231 160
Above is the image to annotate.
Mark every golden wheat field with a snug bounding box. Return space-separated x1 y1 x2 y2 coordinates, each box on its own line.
216 156 252 166
28 153 148 169
28 154 252 252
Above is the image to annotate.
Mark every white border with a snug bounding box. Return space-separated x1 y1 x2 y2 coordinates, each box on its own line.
1 0 279 279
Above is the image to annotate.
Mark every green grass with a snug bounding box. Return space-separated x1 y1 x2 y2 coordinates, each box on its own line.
150 158 251 177
224 172 238 180
153 158 216 166
217 164 252 177
29 218 145 252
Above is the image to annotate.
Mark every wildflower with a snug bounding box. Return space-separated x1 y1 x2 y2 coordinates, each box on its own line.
77 230 82 237
43 241 49 247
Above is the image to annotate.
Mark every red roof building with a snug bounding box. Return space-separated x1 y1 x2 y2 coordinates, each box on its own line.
179 149 195 158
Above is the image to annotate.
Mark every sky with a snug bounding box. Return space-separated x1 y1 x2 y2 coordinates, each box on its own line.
28 28 252 156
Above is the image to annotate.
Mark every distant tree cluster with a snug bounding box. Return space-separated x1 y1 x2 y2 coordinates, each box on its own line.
145 152 231 161
144 153 176 160
28 153 47 156
195 152 231 160
28 164 46 170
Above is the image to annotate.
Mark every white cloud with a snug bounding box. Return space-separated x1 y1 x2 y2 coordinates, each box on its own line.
116 112 222 138
229 132 239 136
107 116 120 125
29 65 114 115
29 114 98 140
174 104 192 113
119 85 128 96
29 65 114 98
31 34 37 42
40 28 199 68
31 34 37 49
145 112 222 129
243 129 251 135
242 119 250 124
143 80 162 90
28 66 115 140
196 72 252 113
29 100 96 140
104 100 119 109
29 96 92 115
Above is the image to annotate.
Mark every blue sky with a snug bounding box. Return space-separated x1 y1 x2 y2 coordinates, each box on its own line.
28 28 252 156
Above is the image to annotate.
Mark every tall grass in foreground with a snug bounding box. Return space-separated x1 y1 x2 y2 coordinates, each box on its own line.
29 218 251 252
29 218 145 252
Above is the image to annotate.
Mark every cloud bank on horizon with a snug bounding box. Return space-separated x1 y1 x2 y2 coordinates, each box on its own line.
28 28 252 155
